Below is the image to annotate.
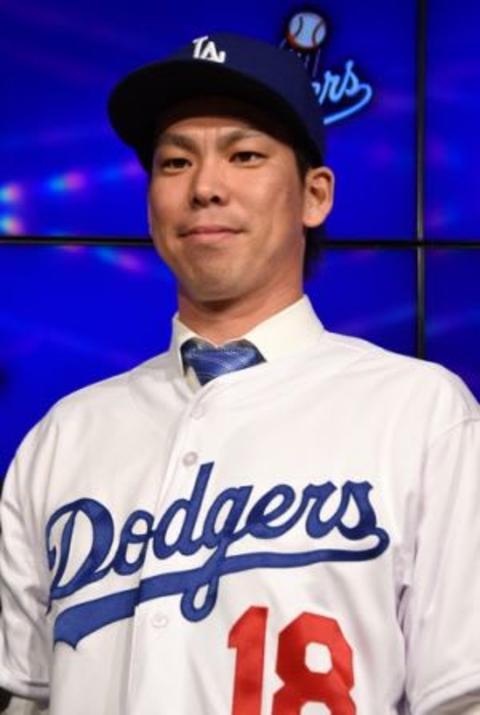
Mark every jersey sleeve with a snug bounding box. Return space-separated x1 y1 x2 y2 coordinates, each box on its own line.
0 424 52 702
403 404 480 714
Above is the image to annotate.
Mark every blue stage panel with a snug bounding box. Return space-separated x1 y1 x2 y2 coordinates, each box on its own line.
425 0 480 239
306 248 416 355
426 250 480 399
0 0 415 240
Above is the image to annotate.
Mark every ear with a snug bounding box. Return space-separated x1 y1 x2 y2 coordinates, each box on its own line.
302 166 335 228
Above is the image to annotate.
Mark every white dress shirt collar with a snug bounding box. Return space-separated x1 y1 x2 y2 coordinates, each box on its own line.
170 296 324 389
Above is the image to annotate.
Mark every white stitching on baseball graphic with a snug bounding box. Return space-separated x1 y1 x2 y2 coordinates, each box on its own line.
287 12 327 51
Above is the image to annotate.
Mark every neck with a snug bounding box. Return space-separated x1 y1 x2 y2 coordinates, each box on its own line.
178 286 303 344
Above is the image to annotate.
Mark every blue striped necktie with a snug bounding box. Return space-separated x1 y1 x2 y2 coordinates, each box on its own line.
181 338 265 386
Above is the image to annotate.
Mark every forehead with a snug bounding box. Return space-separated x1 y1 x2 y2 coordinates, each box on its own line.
154 96 296 146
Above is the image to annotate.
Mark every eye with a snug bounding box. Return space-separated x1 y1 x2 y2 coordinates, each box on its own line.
231 151 265 164
156 156 191 173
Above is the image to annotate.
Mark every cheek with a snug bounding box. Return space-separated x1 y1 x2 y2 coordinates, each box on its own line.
257 179 304 228
148 194 177 262
246 175 294 215
149 195 170 228
148 180 185 229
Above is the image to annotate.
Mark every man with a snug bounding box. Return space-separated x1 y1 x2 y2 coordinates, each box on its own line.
1 33 479 715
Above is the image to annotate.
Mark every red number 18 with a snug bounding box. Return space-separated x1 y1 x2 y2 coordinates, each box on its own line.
229 606 356 714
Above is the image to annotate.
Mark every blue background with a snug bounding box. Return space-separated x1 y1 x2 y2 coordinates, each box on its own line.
1 0 479 477
0 0 415 238
425 0 480 238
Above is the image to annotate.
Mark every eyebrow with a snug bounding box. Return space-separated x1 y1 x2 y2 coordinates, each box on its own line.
155 128 265 153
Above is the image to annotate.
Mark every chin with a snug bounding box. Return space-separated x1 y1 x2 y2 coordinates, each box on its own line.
193 288 240 305
183 279 244 305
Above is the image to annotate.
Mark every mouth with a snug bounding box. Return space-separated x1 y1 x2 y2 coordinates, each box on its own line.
178 225 242 242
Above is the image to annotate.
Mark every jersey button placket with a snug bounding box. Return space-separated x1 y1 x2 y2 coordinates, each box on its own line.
182 451 198 466
183 400 206 467
151 612 169 629
125 395 209 711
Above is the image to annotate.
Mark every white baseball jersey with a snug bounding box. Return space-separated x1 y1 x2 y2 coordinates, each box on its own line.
1 298 480 714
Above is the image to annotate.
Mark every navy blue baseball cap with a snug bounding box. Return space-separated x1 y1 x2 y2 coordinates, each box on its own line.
108 32 325 171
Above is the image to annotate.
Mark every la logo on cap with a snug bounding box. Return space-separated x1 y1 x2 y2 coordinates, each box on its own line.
192 36 226 63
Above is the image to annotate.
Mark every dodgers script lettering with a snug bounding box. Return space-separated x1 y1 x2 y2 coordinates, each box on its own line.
312 59 373 125
46 462 390 647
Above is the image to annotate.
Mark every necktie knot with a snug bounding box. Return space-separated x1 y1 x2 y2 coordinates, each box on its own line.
181 338 265 386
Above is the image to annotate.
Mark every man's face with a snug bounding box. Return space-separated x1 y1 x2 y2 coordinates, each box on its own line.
148 97 333 309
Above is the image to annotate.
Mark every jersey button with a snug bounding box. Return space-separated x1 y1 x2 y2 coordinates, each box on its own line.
183 451 198 466
191 404 206 420
151 612 169 629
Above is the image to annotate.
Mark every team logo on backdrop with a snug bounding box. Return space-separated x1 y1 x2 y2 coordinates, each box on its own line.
46 462 389 647
280 10 373 124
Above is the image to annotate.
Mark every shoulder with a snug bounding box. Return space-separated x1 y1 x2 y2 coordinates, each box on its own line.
45 350 172 420
9 350 174 469
315 330 479 428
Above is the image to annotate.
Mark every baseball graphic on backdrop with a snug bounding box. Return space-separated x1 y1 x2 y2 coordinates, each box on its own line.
287 12 327 51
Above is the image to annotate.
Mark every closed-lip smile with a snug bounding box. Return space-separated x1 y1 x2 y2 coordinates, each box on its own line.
179 225 241 238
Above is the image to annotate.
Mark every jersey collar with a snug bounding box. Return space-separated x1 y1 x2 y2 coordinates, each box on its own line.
170 296 324 388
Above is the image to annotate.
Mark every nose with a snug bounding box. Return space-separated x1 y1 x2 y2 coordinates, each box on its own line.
189 156 228 208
